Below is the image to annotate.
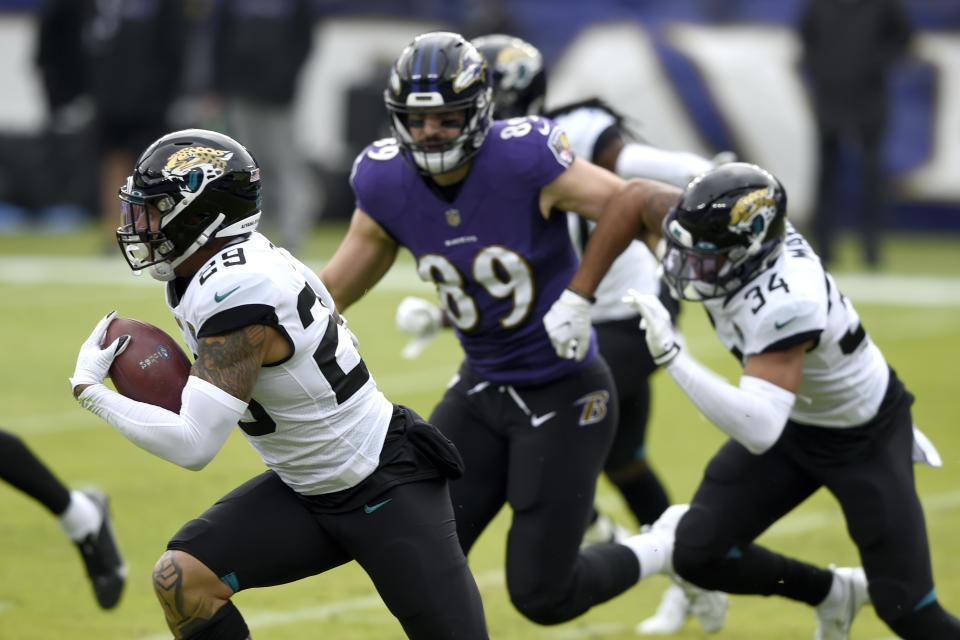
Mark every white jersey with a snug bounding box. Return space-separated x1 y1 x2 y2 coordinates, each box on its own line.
552 105 712 322
165 232 393 495
703 227 889 427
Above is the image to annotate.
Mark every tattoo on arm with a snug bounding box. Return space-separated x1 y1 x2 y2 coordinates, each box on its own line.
637 181 682 231
191 325 266 402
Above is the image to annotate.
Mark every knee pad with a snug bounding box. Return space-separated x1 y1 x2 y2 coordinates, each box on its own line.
673 504 726 579
510 590 569 626
869 577 948 630
883 599 960 639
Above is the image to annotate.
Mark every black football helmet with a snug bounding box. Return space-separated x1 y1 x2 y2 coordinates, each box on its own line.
384 31 493 175
471 34 546 119
660 162 787 301
117 129 261 281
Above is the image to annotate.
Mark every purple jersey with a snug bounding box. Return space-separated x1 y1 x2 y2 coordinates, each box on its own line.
351 116 598 385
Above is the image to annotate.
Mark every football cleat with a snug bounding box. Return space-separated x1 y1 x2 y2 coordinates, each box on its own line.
676 575 728 633
814 566 870 640
75 488 127 609
636 583 691 635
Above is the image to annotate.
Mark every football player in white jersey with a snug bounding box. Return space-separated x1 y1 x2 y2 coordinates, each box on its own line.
549 161 960 639
69 129 488 640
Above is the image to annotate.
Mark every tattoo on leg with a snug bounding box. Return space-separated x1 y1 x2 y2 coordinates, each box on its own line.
153 551 218 638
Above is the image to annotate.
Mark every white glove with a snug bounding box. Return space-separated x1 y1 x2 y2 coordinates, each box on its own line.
622 289 681 366
69 311 130 393
543 288 593 361
396 297 443 359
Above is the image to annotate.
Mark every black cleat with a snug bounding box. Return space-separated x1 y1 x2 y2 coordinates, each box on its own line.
74 488 126 609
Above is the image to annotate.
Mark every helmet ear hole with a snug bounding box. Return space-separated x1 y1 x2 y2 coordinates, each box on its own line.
180 211 212 229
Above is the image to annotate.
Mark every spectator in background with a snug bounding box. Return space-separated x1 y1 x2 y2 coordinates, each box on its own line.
209 0 319 253
800 0 913 269
36 0 187 250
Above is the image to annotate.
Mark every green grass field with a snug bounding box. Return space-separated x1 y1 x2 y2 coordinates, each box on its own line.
0 223 958 639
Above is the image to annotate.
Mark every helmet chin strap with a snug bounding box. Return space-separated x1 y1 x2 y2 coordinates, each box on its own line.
148 213 226 282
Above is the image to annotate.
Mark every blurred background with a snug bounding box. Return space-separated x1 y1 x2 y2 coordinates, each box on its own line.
0 3 958 638
0 0 957 259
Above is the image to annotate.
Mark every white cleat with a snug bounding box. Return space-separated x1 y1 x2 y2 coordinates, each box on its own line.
678 576 728 633
814 565 870 640
815 566 870 640
636 584 691 635
633 504 727 634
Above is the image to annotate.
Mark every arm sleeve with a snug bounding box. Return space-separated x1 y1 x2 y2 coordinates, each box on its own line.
664 351 796 454
77 376 248 471
615 142 714 187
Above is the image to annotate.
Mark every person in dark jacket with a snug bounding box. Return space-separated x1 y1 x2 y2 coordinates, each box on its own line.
208 0 319 253
800 0 913 268
36 0 187 249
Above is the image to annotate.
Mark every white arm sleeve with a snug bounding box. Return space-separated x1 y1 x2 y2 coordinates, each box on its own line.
615 143 714 187
77 376 248 470
664 351 796 454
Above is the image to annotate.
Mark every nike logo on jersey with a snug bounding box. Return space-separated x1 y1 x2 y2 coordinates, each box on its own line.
214 286 241 302
774 316 798 330
363 498 392 514
530 411 556 428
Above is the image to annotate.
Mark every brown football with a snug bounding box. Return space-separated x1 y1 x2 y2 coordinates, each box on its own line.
105 317 191 413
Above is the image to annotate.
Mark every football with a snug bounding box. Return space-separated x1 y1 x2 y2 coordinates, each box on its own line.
105 317 191 413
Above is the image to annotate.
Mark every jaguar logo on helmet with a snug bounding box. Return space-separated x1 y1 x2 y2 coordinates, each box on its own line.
728 187 778 238
163 146 234 193
494 44 542 90
453 48 486 94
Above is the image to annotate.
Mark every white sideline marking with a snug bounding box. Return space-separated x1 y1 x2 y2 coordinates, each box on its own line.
1 256 959 305
135 570 505 640
0 256 430 293
132 494 960 639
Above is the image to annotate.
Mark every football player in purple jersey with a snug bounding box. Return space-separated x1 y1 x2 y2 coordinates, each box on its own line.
319 31 717 626
389 33 731 634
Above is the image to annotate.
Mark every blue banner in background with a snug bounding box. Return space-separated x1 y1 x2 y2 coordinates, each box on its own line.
1 1 958 230
295 0 960 230
498 0 960 230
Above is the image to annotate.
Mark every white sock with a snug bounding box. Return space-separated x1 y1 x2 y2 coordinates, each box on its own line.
621 531 673 581
58 491 102 542
817 571 843 609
